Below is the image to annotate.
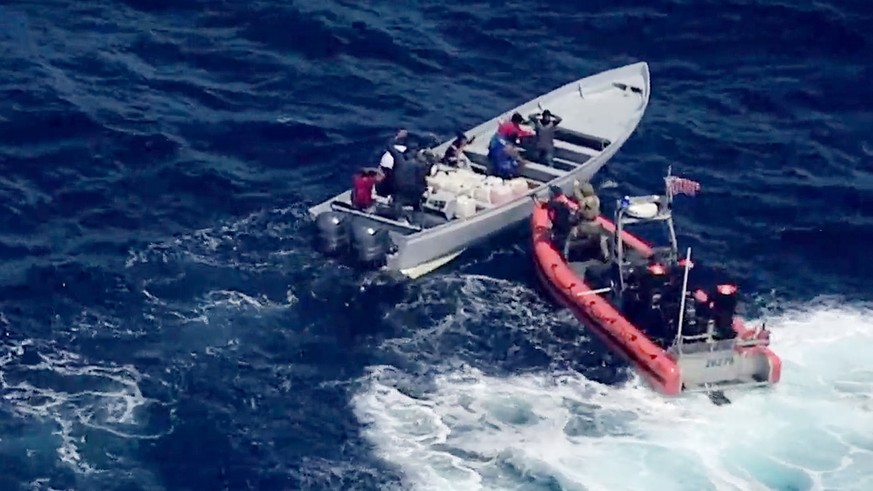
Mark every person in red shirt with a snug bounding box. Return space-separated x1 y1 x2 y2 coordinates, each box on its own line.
351 168 384 210
497 112 535 142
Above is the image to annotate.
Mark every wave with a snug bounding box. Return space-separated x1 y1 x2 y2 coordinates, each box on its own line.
352 300 873 491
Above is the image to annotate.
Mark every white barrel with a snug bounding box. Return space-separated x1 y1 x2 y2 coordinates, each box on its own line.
489 183 514 206
484 176 504 187
454 195 477 219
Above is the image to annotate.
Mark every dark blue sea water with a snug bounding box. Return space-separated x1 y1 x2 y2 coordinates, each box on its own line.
1 1 872 490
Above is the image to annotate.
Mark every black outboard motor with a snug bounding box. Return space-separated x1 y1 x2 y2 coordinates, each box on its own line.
711 284 739 340
349 218 391 268
315 211 350 256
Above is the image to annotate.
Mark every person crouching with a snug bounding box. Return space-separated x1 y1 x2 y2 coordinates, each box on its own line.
351 168 384 211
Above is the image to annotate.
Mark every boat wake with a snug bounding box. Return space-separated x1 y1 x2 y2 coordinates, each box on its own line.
351 298 873 491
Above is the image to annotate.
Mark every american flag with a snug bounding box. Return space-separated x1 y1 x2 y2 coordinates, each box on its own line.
666 175 701 197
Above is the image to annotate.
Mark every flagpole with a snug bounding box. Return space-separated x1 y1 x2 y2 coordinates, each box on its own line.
665 166 674 205
674 247 692 352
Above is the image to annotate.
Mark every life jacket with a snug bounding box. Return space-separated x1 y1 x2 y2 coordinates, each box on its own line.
351 173 377 209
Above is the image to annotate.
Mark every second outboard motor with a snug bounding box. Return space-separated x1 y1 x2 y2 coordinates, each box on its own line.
349 219 391 268
711 284 739 340
315 211 350 256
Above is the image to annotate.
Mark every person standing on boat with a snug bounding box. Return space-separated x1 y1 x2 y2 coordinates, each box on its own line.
385 139 427 210
528 110 563 167
376 129 439 189
376 128 408 197
574 180 601 220
565 182 608 261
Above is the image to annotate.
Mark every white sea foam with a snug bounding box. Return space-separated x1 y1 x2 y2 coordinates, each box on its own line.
352 297 873 491
0 341 167 475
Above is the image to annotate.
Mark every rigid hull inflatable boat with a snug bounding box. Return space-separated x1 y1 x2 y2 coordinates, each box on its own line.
531 174 781 400
309 62 650 278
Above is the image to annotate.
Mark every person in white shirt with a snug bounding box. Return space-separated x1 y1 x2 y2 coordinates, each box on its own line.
375 129 407 197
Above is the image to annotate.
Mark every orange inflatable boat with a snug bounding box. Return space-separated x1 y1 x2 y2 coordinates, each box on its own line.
531 184 781 399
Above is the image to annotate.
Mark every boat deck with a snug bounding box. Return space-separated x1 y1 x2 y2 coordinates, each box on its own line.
460 78 647 185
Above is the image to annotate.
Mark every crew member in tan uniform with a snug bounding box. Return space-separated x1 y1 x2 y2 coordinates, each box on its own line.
564 181 609 261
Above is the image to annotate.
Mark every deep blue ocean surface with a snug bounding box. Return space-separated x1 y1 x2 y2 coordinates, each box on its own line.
1 1 872 490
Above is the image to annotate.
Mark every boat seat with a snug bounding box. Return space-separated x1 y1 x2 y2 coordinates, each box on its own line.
509 125 598 164
553 140 599 163
515 136 588 172
462 148 565 183
555 128 612 152
551 156 586 171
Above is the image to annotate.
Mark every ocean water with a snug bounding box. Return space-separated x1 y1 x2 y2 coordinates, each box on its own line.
0 1 871 490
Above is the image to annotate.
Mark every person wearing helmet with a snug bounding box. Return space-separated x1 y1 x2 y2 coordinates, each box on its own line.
564 180 607 259
564 183 608 262
573 180 601 221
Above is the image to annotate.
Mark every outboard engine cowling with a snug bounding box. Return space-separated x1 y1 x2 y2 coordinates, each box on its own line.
349 219 391 268
315 211 350 256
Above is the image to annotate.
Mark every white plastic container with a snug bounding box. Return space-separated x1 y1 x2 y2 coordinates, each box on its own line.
489 183 514 206
454 195 477 219
441 173 466 195
426 171 450 192
472 182 493 204
455 168 481 185
441 196 458 220
484 176 504 187
508 178 528 198
458 170 483 196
